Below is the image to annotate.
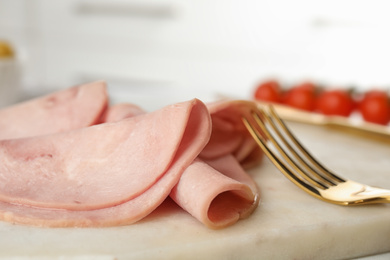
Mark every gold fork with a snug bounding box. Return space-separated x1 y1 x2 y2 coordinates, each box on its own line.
242 105 390 205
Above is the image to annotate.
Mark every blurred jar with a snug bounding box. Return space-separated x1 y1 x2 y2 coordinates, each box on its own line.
0 40 21 108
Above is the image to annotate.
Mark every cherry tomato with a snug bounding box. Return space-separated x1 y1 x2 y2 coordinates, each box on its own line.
292 81 316 92
316 89 355 117
282 82 317 111
253 80 281 103
358 90 390 125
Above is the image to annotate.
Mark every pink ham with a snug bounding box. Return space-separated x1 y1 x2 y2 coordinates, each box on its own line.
170 100 262 229
0 99 211 227
98 103 144 123
201 100 263 168
98 99 262 229
0 81 108 140
170 155 258 229
0 82 262 229
0 99 210 212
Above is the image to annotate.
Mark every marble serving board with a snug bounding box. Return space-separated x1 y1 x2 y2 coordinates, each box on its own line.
0 122 389 259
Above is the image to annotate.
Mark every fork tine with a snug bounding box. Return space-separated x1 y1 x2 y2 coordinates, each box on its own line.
242 115 323 197
261 111 336 187
251 110 329 190
267 106 345 184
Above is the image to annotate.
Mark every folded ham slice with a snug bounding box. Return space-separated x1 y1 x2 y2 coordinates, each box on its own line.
100 100 262 229
201 100 264 168
0 81 108 140
99 103 145 123
0 82 262 229
0 99 211 227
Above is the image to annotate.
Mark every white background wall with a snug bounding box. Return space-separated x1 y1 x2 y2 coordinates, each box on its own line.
1 0 390 110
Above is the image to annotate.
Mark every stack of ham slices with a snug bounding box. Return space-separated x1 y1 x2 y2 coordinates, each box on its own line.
0 81 263 229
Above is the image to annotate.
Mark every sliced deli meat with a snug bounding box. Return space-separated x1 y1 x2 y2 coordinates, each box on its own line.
170 100 262 229
99 99 262 229
170 155 258 229
201 100 263 168
0 99 211 212
0 99 211 227
0 154 199 227
98 103 145 123
0 82 262 229
0 81 108 140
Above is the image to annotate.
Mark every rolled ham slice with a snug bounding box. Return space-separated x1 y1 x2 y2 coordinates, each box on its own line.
0 81 108 140
99 99 262 229
170 100 262 229
170 155 258 229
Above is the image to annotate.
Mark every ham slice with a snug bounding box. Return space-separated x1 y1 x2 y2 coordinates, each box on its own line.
98 103 145 123
170 156 258 229
98 99 262 229
201 100 263 168
0 81 108 140
170 100 262 229
0 99 211 227
0 98 210 208
0 83 261 229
